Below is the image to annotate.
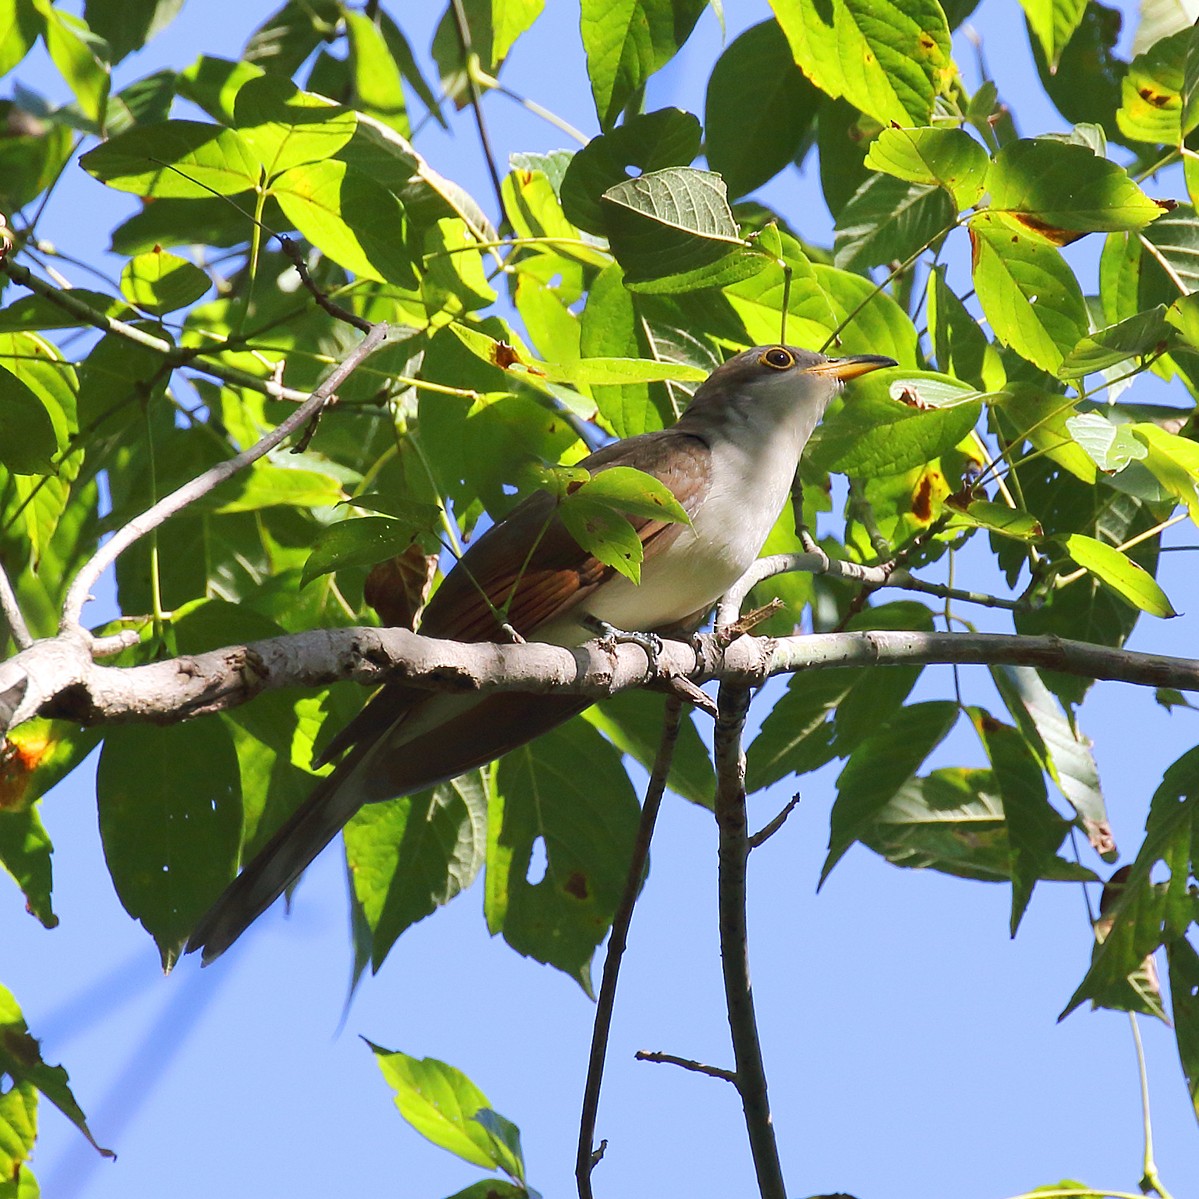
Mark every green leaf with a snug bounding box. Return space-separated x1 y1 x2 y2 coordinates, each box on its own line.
346 772 487 973
970 708 1067 932
558 497 644 584
301 516 425 587
863 125 990 209
1064 412 1149 472
83 0 183 64
561 108 701 235
833 173 954 271
580 0 707 130
97 719 242 969
368 1046 524 1177
770 0 954 127
270 157 414 285
823 701 959 884
1058 306 1170 377
1019 0 1087 71
565 464 691 525
1061 746 1199 1019
601 167 767 291
0 366 58 475
488 718 640 989
1117 26 1192 144
203 462 345 515
79 120 260 198
119 248 210 315
0 985 113 1161
809 379 981 477
1130 421 1199 521
1166 936 1199 1120
343 9 408 135
988 138 1166 234
0 0 40 78
231 73 357 177
990 665 1115 860
1032 2 1125 141
585 691 715 807
1062 532 1177 617
35 1 110 126
926 263 999 391
968 211 1089 375
704 19 819 199
992 385 1097 483
946 499 1043 540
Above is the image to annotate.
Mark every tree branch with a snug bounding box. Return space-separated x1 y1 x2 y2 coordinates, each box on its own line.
0 556 32 649
4 625 1197 739
714 680 786 1199
633 1050 737 1084
59 323 391 631
576 696 682 1199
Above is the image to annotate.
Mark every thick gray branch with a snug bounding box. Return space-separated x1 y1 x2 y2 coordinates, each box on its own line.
2 625 1195 738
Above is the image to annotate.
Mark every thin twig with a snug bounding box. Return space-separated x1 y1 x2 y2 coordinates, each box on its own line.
60 323 391 629
576 697 683 1199
634 1051 737 1084
748 796 800 850
714 681 786 1199
276 236 373 333
0 556 32 649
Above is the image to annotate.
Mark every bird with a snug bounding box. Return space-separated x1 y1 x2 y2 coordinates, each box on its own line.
185 343 895 962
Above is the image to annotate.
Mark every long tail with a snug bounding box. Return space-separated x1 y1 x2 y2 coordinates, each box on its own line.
185 744 373 964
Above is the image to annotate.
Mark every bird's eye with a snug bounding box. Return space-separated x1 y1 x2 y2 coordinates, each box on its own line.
760 347 794 370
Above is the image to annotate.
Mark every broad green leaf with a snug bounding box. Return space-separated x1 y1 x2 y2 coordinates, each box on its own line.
833 173 954 270
946 499 1043 540
1019 0 1087 71
813 263 921 364
990 665 1114 860
0 0 39 78
119 248 210 315
97 719 242 969
970 708 1067 932
704 19 819 199
488 718 640 989
558 496 645 583
993 385 1097 482
0 367 58 475
83 0 183 64
346 772 487 973
724 239 837 348
503 167 608 267
1064 412 1149 472
771 0 954 127
231 73 357 177
567 464 691 523
1117 26 1192 144
0 804 54 929
969 211 1089 374
368 1046 523 1177
561 108 701 235
79 120 260 197
301 516 426 587
1058 306 1170 376
580 0 707 130
601 167 767 290
431 0 545 101
344 8 408 135
863 125 990 209
270 157 415 285
823 701 959 883
1062 532 1177 616
809 377 981 477
1061 745 1199 1019
585 691 715 807
988 138 1166 235
1032 2 1126 142
927 263 1000 391
0 985 113 1161
35 1 110 126
1130 421 1199 520
1166 936 1199 1120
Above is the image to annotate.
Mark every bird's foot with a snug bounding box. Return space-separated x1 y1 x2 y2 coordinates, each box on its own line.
584 616 664 679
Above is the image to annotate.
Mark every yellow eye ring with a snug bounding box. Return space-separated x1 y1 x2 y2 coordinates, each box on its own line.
760 346 794 370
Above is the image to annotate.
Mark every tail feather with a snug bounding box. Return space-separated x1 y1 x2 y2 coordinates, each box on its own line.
185 746 372 964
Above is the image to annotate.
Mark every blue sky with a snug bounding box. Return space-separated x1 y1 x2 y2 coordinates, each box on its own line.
3 2 1198 1197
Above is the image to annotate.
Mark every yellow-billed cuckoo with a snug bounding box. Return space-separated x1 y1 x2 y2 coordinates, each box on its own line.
186 344 894 962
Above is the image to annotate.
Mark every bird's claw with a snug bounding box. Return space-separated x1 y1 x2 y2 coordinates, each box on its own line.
584 617 665 679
